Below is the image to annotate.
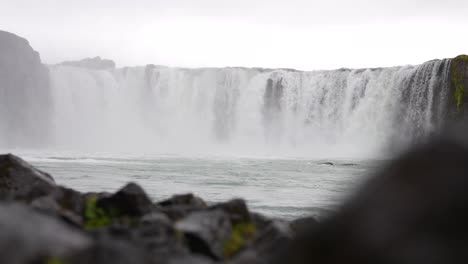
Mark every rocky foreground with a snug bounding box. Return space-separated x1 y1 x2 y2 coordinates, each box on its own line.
3 136 468 264
0 153 315 264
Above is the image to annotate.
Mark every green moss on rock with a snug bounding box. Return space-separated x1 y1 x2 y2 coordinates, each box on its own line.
83 196 118 230
45 257 67 264
450 55 468 110
223 222 256 258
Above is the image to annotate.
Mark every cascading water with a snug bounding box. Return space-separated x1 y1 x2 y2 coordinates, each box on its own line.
35 59 450 157
0 56 451 158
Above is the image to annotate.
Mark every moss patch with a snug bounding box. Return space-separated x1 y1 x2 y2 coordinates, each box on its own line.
83 196 118 230
223 222 256 258
450 55 468 110
45 257 67 264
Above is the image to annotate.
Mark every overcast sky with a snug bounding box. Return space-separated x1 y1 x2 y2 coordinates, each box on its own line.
1 0 468 70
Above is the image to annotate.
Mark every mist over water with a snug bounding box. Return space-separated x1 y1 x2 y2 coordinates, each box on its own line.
0 56 454 218
39 59 451 158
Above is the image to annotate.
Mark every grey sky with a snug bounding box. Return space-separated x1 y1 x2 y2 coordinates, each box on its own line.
1 0 468 70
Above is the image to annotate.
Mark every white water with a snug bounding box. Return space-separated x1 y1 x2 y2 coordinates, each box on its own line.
0 60 453 218
38 60 451 158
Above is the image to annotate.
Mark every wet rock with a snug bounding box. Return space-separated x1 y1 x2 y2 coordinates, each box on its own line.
159 194 208 221
0 154 56 200
289 216 319 235
31 195 83 227
141 211 172 226
87 218 189 263
0 202 90 264
31 195 61 213
159 193 207 208
210 199 251 224
249 213 272 231
167 255 214 264
69 237 150 264
250 220 293 262
97 183 154 217
226 250 266 264
176 210 232 260
52 186 85 215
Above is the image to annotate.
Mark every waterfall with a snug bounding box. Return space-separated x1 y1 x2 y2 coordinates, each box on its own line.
1 59 451 157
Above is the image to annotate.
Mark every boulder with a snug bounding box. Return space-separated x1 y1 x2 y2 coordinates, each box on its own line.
210 199 251 224
159 193 207 208
0 154 56 200
97 182 154 217
0 202 90 264
68 237 150 264
159 193 208 221
250 220 292 262
176 210 232 260
289 216 319 235
52 186 86 215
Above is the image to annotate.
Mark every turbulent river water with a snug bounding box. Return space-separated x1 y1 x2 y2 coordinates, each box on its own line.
0 57 453 218
15 152 379 219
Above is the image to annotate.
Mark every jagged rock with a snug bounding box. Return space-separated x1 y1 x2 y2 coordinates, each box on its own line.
31 194 83 227
31 195 61 213
159 193 207 208
289 217 319 235
0 154 56 200
167 255 214 264
60 56 116 70
159 193 208 221
226 250 266 264
97 183 154 217
141 211 172 226
210 199 251 224
176 210 232 260
69 237 150 264
52 186 85 216
87 219 189 264
0 31 51 148
250 220 293 262
0 202 90 264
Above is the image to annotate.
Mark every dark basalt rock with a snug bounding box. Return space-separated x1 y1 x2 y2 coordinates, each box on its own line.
281 137 468 264
176 210 232 260
97 182 154 217
91 219 190 263
159 193 208 221
289 216 319 235
52 186 85 216
210 199 251 224
0 202 90 264
167 255 214 264
250 220 293 262
0 154 56 200
159 193 207 208
69 237 150 264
